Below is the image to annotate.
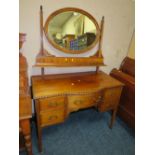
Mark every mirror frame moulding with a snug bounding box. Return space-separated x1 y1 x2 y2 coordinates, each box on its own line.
44 7 100 54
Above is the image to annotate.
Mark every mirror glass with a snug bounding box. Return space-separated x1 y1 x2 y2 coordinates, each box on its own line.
44 9 99 54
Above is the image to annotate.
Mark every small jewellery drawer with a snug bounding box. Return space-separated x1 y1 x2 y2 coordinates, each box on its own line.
103 87 122 107
40 109 65 127
38 96 65 111
68 93 100 111
98 87 122 112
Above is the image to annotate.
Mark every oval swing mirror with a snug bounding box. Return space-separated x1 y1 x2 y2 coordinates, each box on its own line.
44 8 100 54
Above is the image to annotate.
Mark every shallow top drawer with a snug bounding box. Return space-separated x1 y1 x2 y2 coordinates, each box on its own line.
38 96 65 111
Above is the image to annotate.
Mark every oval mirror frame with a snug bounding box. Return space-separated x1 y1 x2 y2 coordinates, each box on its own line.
44 7 100 54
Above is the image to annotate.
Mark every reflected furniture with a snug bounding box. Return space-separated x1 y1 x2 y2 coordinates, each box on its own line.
63 34 75 49
19 33 33 155
32 6 124 152
110 57 135 128
70 33 96 50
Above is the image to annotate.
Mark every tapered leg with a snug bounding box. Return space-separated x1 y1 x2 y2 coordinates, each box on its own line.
37 124 42 152
20 119 33 155
35 100 42 152
109 108 117 129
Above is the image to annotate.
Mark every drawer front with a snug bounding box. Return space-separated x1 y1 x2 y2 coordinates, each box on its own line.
39 96 65 111
104 87 122 106
98 87 122 111
68 94 100 112
40 109 65 127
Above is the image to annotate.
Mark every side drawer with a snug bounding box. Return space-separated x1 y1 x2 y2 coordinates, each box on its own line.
98 87 123 112
68 93 100 112
38 96 65 111
40 109 65 127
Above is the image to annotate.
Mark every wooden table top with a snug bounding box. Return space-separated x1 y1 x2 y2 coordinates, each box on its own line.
31 71 124 99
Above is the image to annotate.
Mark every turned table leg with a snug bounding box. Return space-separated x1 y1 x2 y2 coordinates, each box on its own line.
24 134 32 155
20 119 33 155
109 108 117 129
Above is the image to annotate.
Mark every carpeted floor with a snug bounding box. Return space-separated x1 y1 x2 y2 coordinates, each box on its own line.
20 108 135 155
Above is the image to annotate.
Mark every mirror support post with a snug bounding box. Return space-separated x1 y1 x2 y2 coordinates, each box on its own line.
40 5 44 76
96 16 104 73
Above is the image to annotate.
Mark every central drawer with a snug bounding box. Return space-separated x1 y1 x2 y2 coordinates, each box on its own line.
68 93 100 112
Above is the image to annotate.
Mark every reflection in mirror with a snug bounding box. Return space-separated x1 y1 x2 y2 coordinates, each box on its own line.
47 11 97 51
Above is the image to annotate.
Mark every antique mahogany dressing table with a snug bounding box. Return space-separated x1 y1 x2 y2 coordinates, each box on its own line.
32 6 124 152
19 33 33 155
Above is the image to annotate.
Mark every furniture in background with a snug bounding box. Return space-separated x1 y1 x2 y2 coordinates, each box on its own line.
110 57 135 129
31 6 124 152
19 33 33 155
70 33 96 50
63 34 75 49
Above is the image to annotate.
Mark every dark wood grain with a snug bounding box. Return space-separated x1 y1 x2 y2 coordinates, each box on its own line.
110 57 135 129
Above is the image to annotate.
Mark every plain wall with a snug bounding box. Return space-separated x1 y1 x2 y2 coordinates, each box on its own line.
128 31 135 59
19 0 135 79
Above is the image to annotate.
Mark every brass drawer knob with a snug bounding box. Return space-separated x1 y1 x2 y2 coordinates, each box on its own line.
48 115 58 121
96 96 103 102
74 100 83 105
48 102 58 107
98 96 102 99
